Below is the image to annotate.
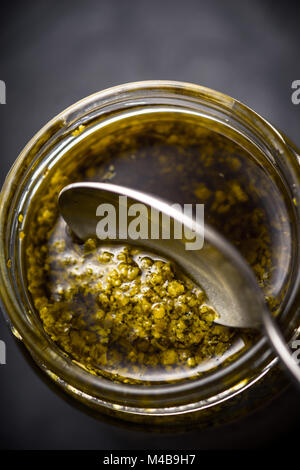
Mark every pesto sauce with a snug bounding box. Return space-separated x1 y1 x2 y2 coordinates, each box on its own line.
25 112 291 384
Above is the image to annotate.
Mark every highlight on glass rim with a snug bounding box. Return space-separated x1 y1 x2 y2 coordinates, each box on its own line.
0 0 299 455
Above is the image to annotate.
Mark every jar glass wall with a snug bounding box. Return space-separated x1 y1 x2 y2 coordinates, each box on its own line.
0 81 299 424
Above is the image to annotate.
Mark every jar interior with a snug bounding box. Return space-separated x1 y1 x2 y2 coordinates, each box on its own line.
19 108 295 385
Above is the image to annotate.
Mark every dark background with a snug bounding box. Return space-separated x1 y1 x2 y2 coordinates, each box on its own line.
0 0 299 450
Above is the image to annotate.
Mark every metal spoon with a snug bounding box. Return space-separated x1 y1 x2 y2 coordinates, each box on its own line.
58 182 300 386
58 182 265 329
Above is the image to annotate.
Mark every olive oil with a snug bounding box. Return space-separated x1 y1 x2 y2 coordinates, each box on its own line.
25 111 293 384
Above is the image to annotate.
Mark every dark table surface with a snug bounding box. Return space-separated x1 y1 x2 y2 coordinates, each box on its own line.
0 0 299 450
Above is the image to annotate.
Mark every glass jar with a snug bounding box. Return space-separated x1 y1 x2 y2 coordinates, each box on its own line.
0 81 299 425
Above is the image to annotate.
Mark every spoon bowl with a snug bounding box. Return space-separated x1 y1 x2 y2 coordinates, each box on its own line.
58 182 266 329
